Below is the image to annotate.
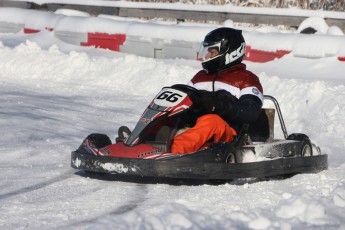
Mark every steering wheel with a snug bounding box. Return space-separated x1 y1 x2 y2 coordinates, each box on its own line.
171 84 210 117
171 84 201 97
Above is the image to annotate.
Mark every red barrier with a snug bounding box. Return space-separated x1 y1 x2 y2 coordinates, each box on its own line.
245 46 291 62
23 28 40 33
23 27 54 33
81 33 126 51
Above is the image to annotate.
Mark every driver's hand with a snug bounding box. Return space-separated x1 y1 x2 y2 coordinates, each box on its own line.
191 90 218 115
192 90 237 116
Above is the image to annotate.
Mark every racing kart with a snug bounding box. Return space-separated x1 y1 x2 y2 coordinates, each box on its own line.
71 84 328 180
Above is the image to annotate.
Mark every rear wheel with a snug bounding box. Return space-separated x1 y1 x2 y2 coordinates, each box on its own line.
301 138 313 156
287 133 313 156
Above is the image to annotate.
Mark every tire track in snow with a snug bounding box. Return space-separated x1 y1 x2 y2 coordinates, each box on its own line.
62 176 149 229
0 170 74 200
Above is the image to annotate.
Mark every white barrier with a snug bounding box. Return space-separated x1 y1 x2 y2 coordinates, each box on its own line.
0 7 344 62
0 21 23 33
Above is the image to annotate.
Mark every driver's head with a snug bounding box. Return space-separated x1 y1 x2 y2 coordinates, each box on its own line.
198 27 246 74
204 47 219 60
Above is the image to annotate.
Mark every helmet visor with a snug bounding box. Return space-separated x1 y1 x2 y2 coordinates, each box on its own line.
198 42 222 63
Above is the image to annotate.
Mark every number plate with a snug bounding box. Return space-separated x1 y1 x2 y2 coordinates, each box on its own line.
154 88 187 107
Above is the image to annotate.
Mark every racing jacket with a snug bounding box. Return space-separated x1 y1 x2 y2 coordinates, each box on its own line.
187 63 263 132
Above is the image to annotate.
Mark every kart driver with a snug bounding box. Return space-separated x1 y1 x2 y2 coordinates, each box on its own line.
171 27 264 154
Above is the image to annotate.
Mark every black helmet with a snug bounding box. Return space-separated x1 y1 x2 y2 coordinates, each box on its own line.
199 27 246 74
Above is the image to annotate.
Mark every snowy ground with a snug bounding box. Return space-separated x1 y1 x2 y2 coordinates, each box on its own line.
0 27 345 229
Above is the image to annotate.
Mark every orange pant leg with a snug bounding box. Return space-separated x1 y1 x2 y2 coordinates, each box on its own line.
171 114 237 154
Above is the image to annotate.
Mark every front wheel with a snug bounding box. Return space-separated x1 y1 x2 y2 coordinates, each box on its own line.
116 126 131 143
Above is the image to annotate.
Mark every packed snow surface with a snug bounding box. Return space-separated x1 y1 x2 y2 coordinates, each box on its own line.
0 14 345 230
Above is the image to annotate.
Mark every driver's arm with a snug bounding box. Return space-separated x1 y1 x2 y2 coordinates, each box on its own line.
218 94 262 123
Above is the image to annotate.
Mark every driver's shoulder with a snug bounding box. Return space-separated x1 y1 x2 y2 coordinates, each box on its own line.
190 70 214 84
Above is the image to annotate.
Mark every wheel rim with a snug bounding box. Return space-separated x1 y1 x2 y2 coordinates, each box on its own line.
302 144 312 156
226 153 236 163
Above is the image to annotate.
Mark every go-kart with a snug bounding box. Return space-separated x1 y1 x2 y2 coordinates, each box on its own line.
71 84 328 180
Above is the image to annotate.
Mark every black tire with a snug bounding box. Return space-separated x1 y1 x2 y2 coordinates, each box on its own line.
300 27 317 34
86 133 112 148
287 133 313 156
118 126 131 139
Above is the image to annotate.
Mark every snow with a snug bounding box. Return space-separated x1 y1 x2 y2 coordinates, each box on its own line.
0 6 345 230
297 16 330 34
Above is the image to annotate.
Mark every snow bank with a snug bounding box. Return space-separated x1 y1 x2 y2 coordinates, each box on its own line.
0 7 64 30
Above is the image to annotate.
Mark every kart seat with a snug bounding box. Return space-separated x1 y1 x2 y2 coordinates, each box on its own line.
247 108 275 142
151 125 171 152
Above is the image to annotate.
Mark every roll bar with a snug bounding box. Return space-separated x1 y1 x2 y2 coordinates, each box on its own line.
264 95 288 139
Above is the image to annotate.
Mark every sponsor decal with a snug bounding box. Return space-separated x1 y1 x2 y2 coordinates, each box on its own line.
225 42 245 64
141 117 150 124
252 88 260 95
137 150 162 158
102 147 111 155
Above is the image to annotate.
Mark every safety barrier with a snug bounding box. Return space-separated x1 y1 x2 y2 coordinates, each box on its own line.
80 33 126 51
1 0 345 29
0 8 344 62
245 46 291 63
